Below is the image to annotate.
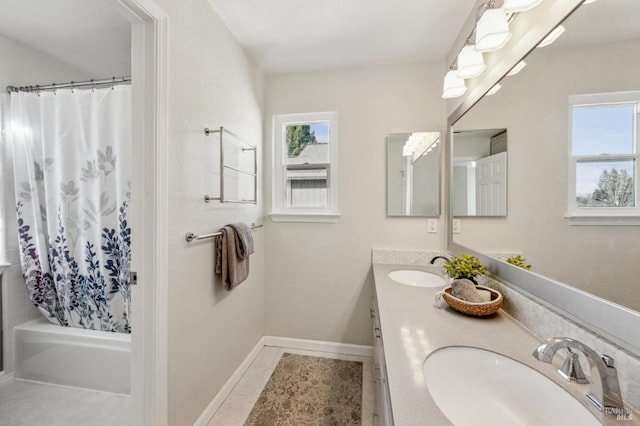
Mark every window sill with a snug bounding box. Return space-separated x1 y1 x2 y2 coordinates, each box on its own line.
564 214 640 226
269 211 340 223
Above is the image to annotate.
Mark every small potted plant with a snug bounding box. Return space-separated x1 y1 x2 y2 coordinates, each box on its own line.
443 254 487 285
506 255 531 270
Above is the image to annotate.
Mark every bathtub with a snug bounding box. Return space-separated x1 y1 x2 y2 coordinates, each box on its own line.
13 318 130 394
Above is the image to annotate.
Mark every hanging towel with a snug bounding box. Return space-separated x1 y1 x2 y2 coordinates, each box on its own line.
214 223 254 290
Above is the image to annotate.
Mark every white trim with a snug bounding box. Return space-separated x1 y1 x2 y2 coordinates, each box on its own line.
192 337 266 426
269 212 340 223
110 1 169 425
271 112 340 221
263 336 373 357
567 91 640 220
194 337 372 425
564 214 640 226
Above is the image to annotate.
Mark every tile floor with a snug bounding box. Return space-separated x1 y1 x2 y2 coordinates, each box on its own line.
207 346 375 426
0 379 130 426
0 346 373 426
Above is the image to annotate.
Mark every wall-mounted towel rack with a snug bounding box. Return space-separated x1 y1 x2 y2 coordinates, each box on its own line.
185 223 263 243
204 126 257 204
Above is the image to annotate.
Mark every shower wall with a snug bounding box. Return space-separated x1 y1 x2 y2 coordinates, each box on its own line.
0 32 90 373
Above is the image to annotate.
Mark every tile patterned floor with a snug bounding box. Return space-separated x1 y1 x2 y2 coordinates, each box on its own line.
207 346 375 426
0 380 130 426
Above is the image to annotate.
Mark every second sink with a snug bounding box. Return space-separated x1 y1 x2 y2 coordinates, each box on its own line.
388 269 445 287
423 346 601 425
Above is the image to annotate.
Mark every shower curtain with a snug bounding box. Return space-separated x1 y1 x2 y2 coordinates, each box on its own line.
4 86 132 333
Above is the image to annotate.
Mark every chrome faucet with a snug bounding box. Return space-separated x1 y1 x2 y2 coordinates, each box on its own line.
430 255 450 265
532 337 628 414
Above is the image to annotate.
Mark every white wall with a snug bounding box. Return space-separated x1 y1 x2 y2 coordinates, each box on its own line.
151 1 266 424
0 33 92 374
453 38 640 311
264 61 446 345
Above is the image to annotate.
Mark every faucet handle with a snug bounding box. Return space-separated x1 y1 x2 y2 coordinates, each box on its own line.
600 354 615 368
558 348 590 384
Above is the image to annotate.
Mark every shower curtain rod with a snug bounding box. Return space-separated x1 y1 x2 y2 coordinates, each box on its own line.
6 76 131 93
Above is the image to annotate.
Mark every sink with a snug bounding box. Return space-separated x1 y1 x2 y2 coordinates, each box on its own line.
388 269 446 287
424 346 601 426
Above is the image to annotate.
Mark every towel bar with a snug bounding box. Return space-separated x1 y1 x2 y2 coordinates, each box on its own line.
185 223 263 243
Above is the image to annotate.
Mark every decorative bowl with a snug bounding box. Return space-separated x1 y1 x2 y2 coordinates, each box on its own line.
442 285 503 316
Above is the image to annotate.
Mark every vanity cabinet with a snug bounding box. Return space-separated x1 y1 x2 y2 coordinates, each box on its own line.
371 294 394 426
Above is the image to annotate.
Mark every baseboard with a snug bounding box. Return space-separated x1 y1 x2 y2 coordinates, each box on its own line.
192 337 265 426
194 336 373 425
264 336 373 357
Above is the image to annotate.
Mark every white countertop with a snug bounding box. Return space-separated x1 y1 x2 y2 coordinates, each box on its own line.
372 263 639 426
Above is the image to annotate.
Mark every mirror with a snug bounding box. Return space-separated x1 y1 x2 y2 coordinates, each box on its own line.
450 0 640 314
453 128 507 216
387 132 441 216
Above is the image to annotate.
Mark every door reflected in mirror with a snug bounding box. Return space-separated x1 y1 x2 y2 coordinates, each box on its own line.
453 128 507 216
387 132 441 217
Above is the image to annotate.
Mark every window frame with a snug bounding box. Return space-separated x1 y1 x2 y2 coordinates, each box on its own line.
270 112 339 223
567 91 640 225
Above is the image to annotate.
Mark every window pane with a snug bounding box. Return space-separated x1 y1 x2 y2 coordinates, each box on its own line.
572 105 634 156
285 123 330 165
286 167 328 207
576 159 635 207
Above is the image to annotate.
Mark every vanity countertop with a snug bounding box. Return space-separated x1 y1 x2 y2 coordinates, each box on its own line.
372 263 639 426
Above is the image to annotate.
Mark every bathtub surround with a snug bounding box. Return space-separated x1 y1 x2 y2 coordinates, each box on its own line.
372 248 640 412
14 318 130 394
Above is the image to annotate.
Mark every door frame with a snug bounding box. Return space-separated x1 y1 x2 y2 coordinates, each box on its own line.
111 0 169 424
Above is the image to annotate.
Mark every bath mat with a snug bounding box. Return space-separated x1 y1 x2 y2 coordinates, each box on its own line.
244 353 363 425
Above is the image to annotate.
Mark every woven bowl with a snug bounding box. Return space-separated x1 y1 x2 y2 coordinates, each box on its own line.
442 285 503 316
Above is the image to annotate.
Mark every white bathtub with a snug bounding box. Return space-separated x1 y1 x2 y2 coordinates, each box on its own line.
14 318 130 394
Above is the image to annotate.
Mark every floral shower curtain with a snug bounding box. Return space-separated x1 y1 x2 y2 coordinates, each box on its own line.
4 86 132 333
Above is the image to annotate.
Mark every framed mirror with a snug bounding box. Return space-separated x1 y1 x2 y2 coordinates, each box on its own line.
447 0 640 354
387 132 441 216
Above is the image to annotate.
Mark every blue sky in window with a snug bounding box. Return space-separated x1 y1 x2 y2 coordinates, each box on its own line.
573 104 635 195
572 105 633 155
310 123 329 144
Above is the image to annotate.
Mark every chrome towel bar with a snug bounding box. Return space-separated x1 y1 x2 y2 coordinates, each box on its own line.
185 223 263 243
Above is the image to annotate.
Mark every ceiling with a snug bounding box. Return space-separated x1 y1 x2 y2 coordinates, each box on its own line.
1 0 476 77
0 0 131 79
208 0 475 74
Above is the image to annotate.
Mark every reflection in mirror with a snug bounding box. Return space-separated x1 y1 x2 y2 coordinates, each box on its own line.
450 0 640 312
453 128 507 216
387 132 440 216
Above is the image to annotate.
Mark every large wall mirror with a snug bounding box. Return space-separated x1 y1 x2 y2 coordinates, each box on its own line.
449 0 640 352
387 132 441 216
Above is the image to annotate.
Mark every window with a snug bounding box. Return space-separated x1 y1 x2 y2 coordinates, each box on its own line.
270 112 339 222
567 91 640 224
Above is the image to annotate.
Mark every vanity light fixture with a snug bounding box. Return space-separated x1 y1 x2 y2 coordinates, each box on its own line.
442 69 467 99
507 60 526 76
457 45 487 79
537 25 565 48
503 0 543 13
475 6 512 52
486 83 501 96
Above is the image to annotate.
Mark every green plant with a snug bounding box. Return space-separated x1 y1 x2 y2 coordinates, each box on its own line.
506 255 531 270
443 254 487 281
